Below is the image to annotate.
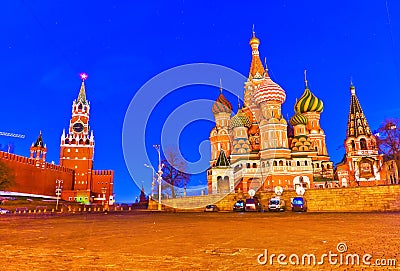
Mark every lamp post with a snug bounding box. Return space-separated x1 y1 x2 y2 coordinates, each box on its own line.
55 179 63 211
144 163 155 198
153 144 163 211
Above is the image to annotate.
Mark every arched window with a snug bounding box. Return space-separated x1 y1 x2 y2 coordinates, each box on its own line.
296 161 300 166
360 138 367 150
351 140 355 150
273 161 277 166
78 104 83 110
279 160 283 166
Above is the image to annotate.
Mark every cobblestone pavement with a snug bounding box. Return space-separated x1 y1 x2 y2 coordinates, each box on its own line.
0 211 399 271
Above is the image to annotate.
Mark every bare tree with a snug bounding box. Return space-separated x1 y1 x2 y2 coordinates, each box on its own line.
161 146 190 198
0 161 15 190
376 118 400 174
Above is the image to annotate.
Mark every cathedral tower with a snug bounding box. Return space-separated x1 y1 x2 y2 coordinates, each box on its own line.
253 67 290 159
336 82 384 186
209 83 232 163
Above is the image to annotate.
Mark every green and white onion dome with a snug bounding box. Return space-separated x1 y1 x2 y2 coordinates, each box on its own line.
289 113 308 126
294 86 323 113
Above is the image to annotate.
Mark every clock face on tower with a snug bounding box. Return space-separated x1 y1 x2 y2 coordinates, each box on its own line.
73 122 84 133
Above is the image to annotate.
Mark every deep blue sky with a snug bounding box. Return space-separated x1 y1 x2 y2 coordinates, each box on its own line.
1 1 399 202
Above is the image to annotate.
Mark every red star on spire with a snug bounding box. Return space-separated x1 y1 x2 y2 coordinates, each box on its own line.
80 73 88 81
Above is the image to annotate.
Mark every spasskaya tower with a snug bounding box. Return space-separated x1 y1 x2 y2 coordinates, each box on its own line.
60 73 114 204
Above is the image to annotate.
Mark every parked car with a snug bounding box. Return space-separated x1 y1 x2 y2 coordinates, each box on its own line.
291 197 307 212
268 197 286 212
0 208 10 215
233 200 245 212
245 197 262 212
204 205 219 212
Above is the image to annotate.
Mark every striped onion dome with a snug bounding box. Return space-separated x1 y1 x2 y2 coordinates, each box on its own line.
294 85 323 113
212 93 232 114
229 109 252 129
254 76 286 104
289 113 308 126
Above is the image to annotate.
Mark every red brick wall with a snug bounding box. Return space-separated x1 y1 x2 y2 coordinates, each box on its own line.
92 170 114 200
0 151 74 197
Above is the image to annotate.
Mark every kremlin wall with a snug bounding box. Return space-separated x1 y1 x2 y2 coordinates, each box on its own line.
0 151 74 197
0 75 114 204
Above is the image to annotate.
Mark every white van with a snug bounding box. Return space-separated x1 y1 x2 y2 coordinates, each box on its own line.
268 197 286 212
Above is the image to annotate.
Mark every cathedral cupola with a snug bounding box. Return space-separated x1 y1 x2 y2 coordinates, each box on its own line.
229 108 252 129
212 92 232 115
290 113 308 126
294 72 323 114
254 71 286 105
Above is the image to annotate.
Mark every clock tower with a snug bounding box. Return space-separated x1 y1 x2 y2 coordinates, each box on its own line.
60 73 95 192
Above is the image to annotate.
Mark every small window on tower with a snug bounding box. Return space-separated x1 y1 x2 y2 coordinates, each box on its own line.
67 149 70 153
76 149 78 153
75 165 78 169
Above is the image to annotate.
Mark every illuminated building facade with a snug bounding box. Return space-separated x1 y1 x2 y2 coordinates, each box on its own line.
208 32 334 194
335 84 392 186
0 75 114 204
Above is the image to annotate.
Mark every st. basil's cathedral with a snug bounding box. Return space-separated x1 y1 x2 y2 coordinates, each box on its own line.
207 31 396 195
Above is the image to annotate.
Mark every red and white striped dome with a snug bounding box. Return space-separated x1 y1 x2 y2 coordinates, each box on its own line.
254 76 286 104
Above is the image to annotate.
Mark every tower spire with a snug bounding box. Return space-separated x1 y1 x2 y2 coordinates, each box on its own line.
248 26 265 80
264 57 269 78
350 77 355 95
77 73 88 103
346 83 371 138
304 69 308 88
219 78 223 94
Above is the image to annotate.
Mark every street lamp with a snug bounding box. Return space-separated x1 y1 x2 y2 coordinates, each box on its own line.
153 144 163 211
144 163 155 197
55 179 63 211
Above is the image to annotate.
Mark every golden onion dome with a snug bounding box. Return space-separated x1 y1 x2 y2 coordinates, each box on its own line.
249 35 260 46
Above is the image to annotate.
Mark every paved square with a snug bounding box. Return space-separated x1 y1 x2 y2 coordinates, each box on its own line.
0 212 399 270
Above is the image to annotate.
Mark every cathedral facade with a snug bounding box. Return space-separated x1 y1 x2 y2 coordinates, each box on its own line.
207 32 334 194
335 83 396 186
